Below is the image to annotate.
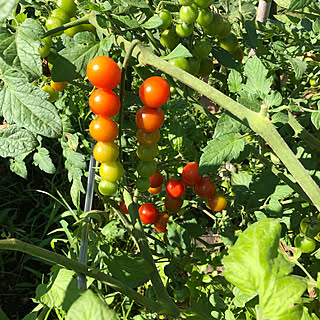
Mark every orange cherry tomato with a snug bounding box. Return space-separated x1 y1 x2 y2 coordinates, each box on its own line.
89 116 118 142
86 56 121 90
136 129 160 146
136 106 164 132
89 89 120 117
50 80 68 91
148 185 162 194
208 194 227 211
139 76 170 108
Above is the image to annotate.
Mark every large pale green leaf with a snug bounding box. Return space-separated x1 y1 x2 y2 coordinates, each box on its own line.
0 27 19 67
0 125 38 158
0 0 18 22
66 290 118 320
33 147 56 174
223 219 307 320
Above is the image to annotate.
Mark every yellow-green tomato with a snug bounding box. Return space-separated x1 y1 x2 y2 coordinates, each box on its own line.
46 16 65 35
39 36 52 58
137 144 159 161
51 8 71 23
99 161 124 182
42 85 59 102
57 0 77 17
98 180 118 196
93 141 119 163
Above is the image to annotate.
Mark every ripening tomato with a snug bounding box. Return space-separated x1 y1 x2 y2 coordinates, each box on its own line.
42 85 59 102
154 212 169 232
50 80 68 91
89 89 120 117
232 46 243 62
136 106 164 132
93 141 119 163
137 160 157 178
166 179 185 198
208 194 227 211
99 161 124 182
86 56 121 90
136 129 160 146
139 203 158 224
182 162 202 186
137 144 159 161
148 185 162 195
165 194 183 212
149 172 164 188
136 177 151 192
139 76 170 108
89 116 118 142
120 201 129 214
194 176 216 198
98 180 118 196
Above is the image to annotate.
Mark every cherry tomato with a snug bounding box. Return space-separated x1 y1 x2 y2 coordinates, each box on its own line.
181 175 192 187
196 8 213 27
93 141 119 163
136 129 160 146
86 56 121 90
169 58 190 72
89 89 120 117
89 116 118 142
300 217 320 237
165 194 183 212
232 46 243 62
219 32 239 54
137 160 157 178
120 201 129 214
158 10 172 29
98 180 118 196
136 106 164 132
194 38 212 58
139 76 170 108
137 144 159 161
194 0 212 8
208 194 227 211
148 185 162 195
188 56 201 75
294 235 316 253
160 29 180 50
178 0 194 5
39 36 52 58
182 162 202 186
166 179 185 198
197 57 214 77
51 8 71 23
203 13 228 39
154 212 169 232
173 286 190 302
149 172 164 188
45 16 65 35
179 4 199 24
57 0 77 17
194 176 216 198
217 18 231 40
139 203 158 224
50 80 67 92
136 177 151 192
176 23 194 38
99 161 124 182
42 85 59 102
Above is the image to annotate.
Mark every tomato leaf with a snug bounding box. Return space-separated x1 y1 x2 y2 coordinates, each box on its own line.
288 0 313 11
162 44 192 61
66 289 117 320
0 27 19 67
33 147 56 174
287 56 307 79
223 219 307 319
211 46 242 71
311 102 320 130
9 158 28 179
0 0 18 23
213 113 249 139
140 15 163 29
227 69 242 93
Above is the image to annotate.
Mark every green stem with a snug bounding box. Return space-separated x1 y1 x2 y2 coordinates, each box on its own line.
0 239 176 316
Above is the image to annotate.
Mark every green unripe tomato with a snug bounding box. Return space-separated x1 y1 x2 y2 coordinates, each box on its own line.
300 217 320 237
176 22 194 38
310 79 319 87
179 4 199 24
160 29 180 50
64 17 96 37
98 180 118 196
197 57 214 77
188 56 201 75
46 16 65 35
194 38 212 58
137 144 159 161
219 32 239 54
136 177 151 192
137 160 157 178
51 8 71 23
294 235 316 253
217 18 231 39
57 0 77 17
39 36 52 58
194 0 213 8
178 0 194 5
158 10 172 29
42 85 59 102
196 8 213 27
169 58 190 72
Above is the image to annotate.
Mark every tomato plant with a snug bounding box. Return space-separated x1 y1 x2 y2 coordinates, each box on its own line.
173 286 190 302
136 129 160 146
149 172 164 188
219 32 239 54
160 28 180 50
300 217 320 237
136 106 164 132
50 81 68 92
39 36 52 58
196 8 213 26
42 85 59 102
136 177 152 192
194 176 216 198
176 23 194 38
99 161 124 182
45 16 65 35
165 194 183 212
194 0 213 8
166 179 185 198
89 117 118 142
89 89 120 117
92 141 119 163
51 8 71 24
188 56 201 75
169 58 190 72
57 0 77 17
148 185 162 194
197 57 214 77
139 203 158 224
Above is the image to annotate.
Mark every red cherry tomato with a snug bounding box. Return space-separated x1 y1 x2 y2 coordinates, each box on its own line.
208 194 227 211
148 185 162 195
139 203 158 224
166 179 185 198
89 116 118 142
86 56 121 90
182 162 202 186
194 176 216 198
149 172 164 188
154 212 169 232
139 76 170 108
165 194 183 212
136 106 164 132
120 201 129 214
89 89 120 117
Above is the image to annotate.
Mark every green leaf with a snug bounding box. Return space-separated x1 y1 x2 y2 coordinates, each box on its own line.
311 103 320 130
140 15 163 29
312 19 320 33
33 147 56 174
70 177 85 208
0 27 18 66
66 290 117 320
9 158 28 178
111 15 140 29
167 220 192 251
199 133 246 174
225 310 236 320
273 0 290 8
0 0 18 22
212 46 242 71
0 307 9 320
16 19 44 79
227 69 242 93
264 91 282 108
162 44 193 61
0 125 38 157
288 0 313 11
287 56 307 79
213 113 248 139
223 219 307 319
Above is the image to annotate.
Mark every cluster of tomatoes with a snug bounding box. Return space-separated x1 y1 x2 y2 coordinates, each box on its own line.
157 0 243 77
86 56 124 196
